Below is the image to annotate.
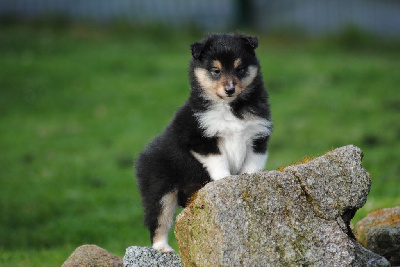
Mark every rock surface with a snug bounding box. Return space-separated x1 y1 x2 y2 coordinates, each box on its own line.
175 145 390 266
356 207 400 266
62 244 123 267
123 246 182 267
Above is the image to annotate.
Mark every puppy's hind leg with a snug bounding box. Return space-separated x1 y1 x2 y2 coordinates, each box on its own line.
151 189 178 253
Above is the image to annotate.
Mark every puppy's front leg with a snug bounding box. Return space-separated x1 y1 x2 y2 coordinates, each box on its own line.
191 151 230 180
240 150 268 174
239 136 269 174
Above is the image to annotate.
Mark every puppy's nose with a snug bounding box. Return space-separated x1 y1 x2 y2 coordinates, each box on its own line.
225 87 235 95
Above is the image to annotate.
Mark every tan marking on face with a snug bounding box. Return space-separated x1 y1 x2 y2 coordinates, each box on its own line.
234 58 242 69
195 67 233 101
212 60 222 70
194 67 220 101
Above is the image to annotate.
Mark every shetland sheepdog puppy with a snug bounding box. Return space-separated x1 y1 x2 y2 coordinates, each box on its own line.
135 33 272 252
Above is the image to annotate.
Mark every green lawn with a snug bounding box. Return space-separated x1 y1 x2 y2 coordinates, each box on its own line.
0 22 399 266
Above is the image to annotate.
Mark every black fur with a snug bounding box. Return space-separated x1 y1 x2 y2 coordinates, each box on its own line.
135 33 272 248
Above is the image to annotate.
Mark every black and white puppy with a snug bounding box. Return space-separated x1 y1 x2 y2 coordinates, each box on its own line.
135 33 272 252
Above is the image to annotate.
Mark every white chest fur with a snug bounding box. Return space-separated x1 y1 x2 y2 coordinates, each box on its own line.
194 102 272 175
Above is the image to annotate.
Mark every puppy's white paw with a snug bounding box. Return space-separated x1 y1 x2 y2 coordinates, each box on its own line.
152 241 174 253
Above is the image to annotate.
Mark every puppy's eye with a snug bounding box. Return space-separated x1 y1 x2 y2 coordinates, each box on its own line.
210 68 221 76
236 67 246 75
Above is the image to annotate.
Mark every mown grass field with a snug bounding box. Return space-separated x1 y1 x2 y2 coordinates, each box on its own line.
0 22 399 266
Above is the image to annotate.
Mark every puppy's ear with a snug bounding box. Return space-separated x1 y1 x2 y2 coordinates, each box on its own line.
191 42 205 59
242 35 259 49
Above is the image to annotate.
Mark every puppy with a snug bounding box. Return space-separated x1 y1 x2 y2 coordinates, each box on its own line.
135 33 272 252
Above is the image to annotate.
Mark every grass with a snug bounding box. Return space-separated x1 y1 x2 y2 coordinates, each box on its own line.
0 22 399 266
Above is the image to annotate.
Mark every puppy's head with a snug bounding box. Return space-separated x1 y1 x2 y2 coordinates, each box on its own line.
190 33 260 102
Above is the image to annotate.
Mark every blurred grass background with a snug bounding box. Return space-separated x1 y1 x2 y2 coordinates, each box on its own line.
0 20 399 266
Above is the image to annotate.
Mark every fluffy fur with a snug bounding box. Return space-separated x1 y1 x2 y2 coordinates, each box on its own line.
135 33 272 252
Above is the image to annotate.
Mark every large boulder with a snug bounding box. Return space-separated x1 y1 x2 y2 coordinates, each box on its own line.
62 244 123 267
356 207 400 266
175 145 390 266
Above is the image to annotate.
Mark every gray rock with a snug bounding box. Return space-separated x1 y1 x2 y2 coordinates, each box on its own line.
357 207 400 266
175 145 390 266
284 145 371 221
123 246 182 267
62 244 123 267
